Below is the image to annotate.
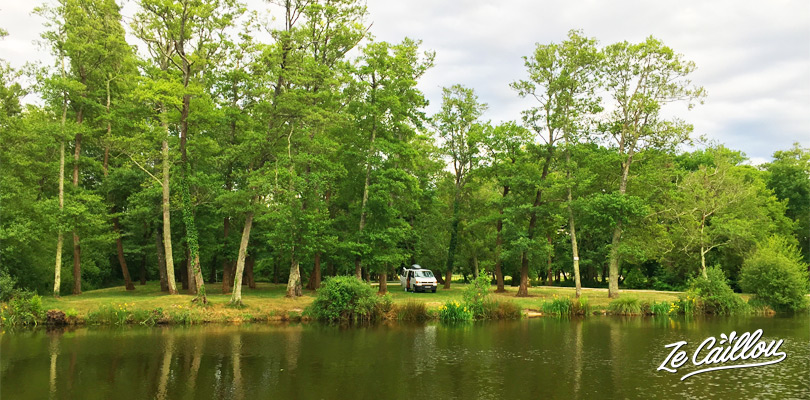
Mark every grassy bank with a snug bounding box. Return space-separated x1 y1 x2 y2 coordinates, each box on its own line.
0 280 694 326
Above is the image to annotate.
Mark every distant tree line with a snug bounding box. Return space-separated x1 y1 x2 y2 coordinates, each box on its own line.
1 0 808 303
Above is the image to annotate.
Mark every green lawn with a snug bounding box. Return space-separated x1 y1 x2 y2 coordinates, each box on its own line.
38 279 687 323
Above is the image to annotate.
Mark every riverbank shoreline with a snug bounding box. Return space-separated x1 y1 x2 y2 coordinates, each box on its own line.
1 281 705 326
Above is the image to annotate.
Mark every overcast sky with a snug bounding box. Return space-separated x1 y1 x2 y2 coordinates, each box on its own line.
1 0 808 163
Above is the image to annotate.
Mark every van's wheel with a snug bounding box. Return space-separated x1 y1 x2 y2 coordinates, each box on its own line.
432 289 437 293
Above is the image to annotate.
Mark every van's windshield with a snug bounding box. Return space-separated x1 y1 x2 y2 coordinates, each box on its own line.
414 270 434 278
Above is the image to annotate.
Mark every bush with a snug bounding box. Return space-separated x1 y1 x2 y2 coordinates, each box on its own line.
608 296 642 315
307 276 387 323
0 291 44 326
623 268 648 289
462 273 491 319
540 295 589 316
649 301 675 316
740 236 809 312
685 266 747 315
540 295 572 315
482 300 523 320
438 300 473 322
0 272 19 302
397 301 429 322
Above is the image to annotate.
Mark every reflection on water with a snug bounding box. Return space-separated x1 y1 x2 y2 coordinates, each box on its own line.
2 316 808 399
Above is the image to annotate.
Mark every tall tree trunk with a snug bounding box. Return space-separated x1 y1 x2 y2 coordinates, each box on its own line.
378 271 387 295
517 189 543 297
286 247 302 298
608 150 633 298
178 88 206 303
307 252 321 290
355 121 376 279
494 185 508 292
608 221 622 298
72 111 83 295
435 271 445 285
517 145 553 297
186 246 196 295
54 137 65 297
113 217 135 290
223 261 233 294
155 228 168 292
565 147 582 297
53 52 68 292
517 252 530 296
161 138 177 294
230 211 254 305
246 256 255 289
444 194 460 289
180 248 189 290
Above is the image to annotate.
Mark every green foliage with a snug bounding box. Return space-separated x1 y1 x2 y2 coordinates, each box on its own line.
541 295 573 315
0 272 19 302
307 276 388 323
438 300 473 323
482 300 523 320
0 291 45 326
608 296 642 315
623 268 648 289
685 266 747 315
648 301 675 316
462 273 491 318
740 236 809 312
540 295 589 316
87 303 132 325
397 301 429 322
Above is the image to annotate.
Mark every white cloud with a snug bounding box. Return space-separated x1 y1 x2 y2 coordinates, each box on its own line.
1 0 807 161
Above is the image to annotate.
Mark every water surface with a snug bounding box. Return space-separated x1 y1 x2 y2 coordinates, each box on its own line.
2 316 807 399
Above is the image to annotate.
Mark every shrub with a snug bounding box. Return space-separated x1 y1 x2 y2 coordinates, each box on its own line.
0 291 44 326
463 273 491 319
438 300 473 322
740 236 809 312
482 300 523 320
608 296 642 315
648 301 676 316
540 295 573 315
307 276 387 323
0 272 19 302
540 295 590 316
623 268 648 289
397 301 429 322
685 266 747 315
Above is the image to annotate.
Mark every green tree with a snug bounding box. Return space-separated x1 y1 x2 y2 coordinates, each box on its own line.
600 37 705 298
133 0 245 302
511 30 601 297
765 143 810 264
433 85 487 289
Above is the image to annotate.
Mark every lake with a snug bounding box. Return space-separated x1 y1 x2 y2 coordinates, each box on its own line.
2 316 808 399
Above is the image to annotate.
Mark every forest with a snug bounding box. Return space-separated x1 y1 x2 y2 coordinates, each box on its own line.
1 0 808 307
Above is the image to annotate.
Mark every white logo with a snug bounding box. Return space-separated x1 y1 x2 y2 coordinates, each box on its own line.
657 329 787 380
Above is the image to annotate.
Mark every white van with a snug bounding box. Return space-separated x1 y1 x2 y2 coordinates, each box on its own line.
400 264 438 293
